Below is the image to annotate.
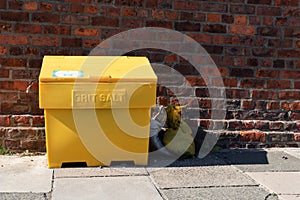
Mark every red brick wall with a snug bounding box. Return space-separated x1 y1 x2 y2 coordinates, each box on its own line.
0 0 299 152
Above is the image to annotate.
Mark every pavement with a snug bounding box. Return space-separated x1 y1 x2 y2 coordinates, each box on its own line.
0 148 300 200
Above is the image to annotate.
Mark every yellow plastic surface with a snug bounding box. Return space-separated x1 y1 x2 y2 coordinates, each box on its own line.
39 56 157 168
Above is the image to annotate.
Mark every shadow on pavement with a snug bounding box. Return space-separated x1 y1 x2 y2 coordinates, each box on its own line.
147 149 269 168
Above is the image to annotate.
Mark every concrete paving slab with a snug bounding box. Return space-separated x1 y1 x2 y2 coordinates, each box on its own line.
246 172 300 195
0 192 50 200
54 167 148 178
160 186 279 200
215 149 300 172
284 148 300 160
148 154 226 167
52 176 162 200
148 166 257 189
279 195 300 200
0 155 53 193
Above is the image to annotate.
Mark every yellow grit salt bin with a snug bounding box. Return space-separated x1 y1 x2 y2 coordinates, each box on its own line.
39 56 157 168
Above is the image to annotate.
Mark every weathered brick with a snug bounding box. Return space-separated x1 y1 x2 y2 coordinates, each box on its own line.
40 2 53 12
74 27 98 37
279 91 300 100
231 5 255 14
275 0 298 6
163 54 177 63
175 22 201 32
203 45 223 55
227 121 242 130
164 10 177 20
180 12 194 20
24 1 38 10
267 102 280 110
295 81 300 89
267 133 294 143
289 102 300 110
12 70 39 80
0 58 27 68
202 2 227 13
61 38 82 48
290 112 300 120
276 17 288 26
28 58 42 68
242 121 255 129
240 131 266 142
8 1 23 10
226 89 249 99
247 0 271 4
257 6 282 16
0 46 8 55
230 68 254 77
0 69 9 78
115 0 142 7
235 16 247 24
32 13 60 23
1 12 28 21
4 139 20 150
247 58 258 66
242 100 254 110
91 16 119 27
44 25 71 35
262 17 274 26
0 115 11 126
9 47 23 56
70 4 84 13
249 16 261 25
278 50 300 58
100 6 120 17
252 48 274 57
0 35 28 45
241 79 264 88
122 7 136 17
30 36 59 46
207 14 221 22
55 4 68 12
185 76 206 86
267 80 291 89
84 5 98 14
187 34 213 44
62 15 90 25
269 39 293 48
255 101 267 110
222 15 234 23
256 69 280 78
285 29 300 38
121 18 143 28
256 121 269 130
282 70 300 79
174 0 200 10
193 13 205 21
229 25 255 35
257 27 279 37
14 24 42 34
234 57 245 66
13 115 30 126
226 47 245 56
0 0 6 9
252 90 276 100
203 24 226 33
284 8 300 17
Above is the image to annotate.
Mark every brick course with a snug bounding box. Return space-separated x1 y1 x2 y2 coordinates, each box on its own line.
0 0 300 152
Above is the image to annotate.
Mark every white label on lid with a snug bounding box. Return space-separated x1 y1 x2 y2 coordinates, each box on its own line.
52 70 84 78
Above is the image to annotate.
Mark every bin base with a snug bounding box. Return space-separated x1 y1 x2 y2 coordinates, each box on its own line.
45 109 149 168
